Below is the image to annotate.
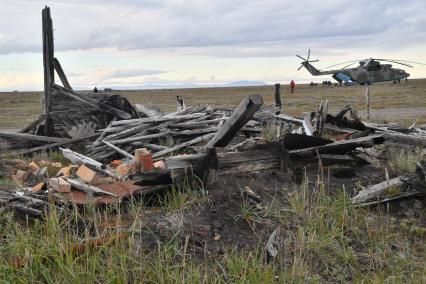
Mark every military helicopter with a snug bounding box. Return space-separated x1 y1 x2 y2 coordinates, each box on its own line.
297 50 424 85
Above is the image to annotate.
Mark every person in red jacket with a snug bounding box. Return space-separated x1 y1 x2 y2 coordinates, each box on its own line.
290 80 295 93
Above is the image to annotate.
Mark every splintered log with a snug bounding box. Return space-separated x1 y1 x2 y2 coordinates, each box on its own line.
351 177 405 204
207 94 263 147
52 58 72 90
52 84 132 120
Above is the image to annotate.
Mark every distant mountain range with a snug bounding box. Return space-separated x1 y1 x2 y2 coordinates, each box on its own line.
90 80 268 91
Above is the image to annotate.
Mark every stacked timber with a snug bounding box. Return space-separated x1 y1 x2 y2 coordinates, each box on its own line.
87 99 276 162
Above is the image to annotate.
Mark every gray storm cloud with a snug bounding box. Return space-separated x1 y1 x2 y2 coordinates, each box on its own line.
0 0 425 55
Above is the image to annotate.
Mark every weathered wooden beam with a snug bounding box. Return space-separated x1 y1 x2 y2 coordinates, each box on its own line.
60 148 103 168
42 6 55 136
351 177 404 204
207 94 263 147
0 132 69 143
102 140 135 160
52 57 73 90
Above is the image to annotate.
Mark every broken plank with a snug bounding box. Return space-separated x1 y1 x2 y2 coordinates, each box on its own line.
351 177 405 204
302 116 314 136
102 140 135 160
207 94 263 147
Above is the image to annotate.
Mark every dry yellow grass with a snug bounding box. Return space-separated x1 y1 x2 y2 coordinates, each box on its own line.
1 78 425 129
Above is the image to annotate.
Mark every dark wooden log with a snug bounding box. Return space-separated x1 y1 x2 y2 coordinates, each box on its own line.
203 147 218 186
207 94 263 147
274 83 281 114
280 139 289 173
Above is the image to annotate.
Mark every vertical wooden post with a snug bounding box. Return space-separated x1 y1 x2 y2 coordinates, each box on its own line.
280 139 289 173
203 147 218 187
365 85 370 120
274 83 281 114
42 6 54 135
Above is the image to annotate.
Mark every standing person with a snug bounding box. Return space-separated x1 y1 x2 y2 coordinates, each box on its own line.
290 80 295 93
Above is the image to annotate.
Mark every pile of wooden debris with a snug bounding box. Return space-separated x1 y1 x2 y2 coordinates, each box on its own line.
1 6 425 219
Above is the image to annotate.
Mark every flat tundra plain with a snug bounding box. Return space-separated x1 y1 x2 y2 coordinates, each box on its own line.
1 78 425 129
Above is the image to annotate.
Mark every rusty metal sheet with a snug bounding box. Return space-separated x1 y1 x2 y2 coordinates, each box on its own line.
61 181 165 205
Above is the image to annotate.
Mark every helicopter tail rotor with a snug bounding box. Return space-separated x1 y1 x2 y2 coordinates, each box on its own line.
297 49 319 70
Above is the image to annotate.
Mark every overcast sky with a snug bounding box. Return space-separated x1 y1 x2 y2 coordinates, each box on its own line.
1 0 425 91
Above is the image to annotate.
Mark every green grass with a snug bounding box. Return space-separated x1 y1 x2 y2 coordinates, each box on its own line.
1 174 425 283
386 147 423 175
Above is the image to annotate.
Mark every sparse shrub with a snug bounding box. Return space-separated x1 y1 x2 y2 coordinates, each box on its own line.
387 147 423 174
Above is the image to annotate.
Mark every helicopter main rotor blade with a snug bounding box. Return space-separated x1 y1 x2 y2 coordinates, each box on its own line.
296 55 307 61
297 65 304 71
322 60 361 69
341 62 357 69
307 49 311 61
308 60 319 63
375 59 413 68
375 59 426 66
